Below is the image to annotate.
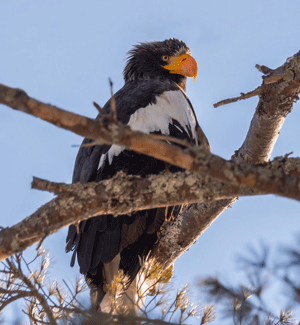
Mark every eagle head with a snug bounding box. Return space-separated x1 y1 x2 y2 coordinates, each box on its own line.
123 38 198 85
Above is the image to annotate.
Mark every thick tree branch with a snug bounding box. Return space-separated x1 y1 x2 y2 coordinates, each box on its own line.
1 157 300 262
214 52 300 165
1 84 300 199
0 83 197 171
235 53 300 164
0 171 250 261
152 50 300 267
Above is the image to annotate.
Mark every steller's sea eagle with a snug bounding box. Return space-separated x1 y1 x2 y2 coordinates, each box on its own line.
66 38 209 312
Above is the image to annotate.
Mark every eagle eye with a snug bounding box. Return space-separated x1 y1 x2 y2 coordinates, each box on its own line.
161 55 170 62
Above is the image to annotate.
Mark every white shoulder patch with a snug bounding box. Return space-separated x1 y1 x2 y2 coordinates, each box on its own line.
98 90 197 170
128 90 197 137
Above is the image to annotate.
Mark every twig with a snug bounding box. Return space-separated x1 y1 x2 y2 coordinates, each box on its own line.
4 257 57 324
93 101 102 113
0 292 34 312
213 87 261 108
20 254 58 307
108 78 117 120
62 278 85 309
255 64 274 75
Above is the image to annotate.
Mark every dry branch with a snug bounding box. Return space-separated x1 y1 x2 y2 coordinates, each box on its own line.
213 87 261 108
153 49 300 266
234 55 300 164
0 171 253 261
0 154 300 261
1 84 300 200
0 83 196 171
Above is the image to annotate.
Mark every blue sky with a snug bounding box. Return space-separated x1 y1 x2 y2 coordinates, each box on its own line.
1 1 300 323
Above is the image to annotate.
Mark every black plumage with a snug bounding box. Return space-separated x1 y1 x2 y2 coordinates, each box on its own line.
66 38 209 310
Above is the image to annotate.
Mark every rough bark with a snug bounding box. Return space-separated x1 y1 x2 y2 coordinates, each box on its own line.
0 170 262 262
0 156 299 262
1 85 300 199
234 57 300 164
152 50 300 268
0 83 197 171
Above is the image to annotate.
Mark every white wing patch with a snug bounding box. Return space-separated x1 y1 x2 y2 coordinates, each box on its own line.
98 90 197 170
128 90 197 136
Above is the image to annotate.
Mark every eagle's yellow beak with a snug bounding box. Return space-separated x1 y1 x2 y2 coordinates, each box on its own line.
163 53 198 82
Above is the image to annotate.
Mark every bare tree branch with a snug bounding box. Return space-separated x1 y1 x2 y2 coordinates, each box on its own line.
0 171 250 262
152 50 300 267
1 82 300 198
1 155 300 262
213 87 261 108
0 82 197 171
235 54 300 164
